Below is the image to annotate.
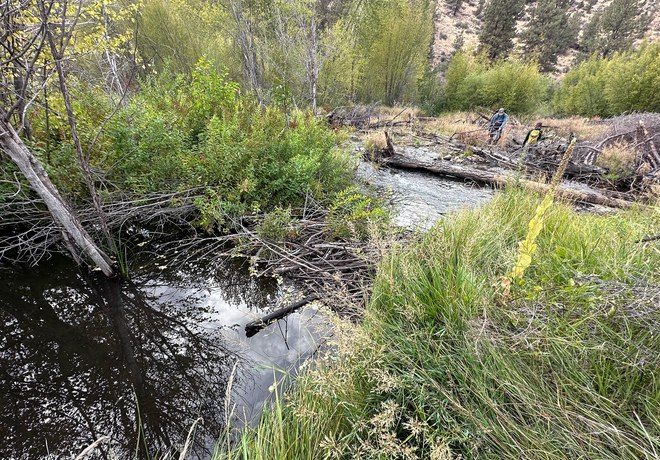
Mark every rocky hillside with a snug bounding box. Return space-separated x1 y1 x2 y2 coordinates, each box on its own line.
432 0 660 73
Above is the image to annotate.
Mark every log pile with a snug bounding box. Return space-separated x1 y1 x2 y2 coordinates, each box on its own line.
403 113 660 197
236 217 379 320
382 154 635 208
326 105 416 129
0 186 203 265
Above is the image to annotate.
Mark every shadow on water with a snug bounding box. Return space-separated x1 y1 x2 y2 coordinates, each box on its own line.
0 245 324 459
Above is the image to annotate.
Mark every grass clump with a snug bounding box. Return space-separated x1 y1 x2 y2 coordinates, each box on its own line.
221 187 660 459
597 141 639 182
364 132 389 154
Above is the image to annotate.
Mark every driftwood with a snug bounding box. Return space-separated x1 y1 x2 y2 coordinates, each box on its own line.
0 119 115 275
245 295 319 337
384 131 396 157
383 154 634 208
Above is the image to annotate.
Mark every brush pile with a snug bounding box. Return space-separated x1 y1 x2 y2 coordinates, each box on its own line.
360 109 660 201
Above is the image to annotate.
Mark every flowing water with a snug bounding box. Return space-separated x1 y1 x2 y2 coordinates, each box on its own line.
357 145 495 229
0 148 493 459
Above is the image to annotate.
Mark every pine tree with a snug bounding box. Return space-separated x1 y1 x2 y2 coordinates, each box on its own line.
581 0 651 57
479 0 525 60
521 0 578 72
447 0 464 15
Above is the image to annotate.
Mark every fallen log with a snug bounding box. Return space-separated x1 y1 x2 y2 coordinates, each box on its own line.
245 295 320 337
383 154 634 208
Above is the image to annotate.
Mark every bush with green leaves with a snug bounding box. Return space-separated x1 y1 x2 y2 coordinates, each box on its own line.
357 0 434 105
23 59 356 233
327 186 389 240
554 42 660 117
256 207 299 241
444 52 551 114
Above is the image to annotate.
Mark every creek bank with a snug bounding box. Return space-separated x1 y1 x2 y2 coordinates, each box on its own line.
224 187 660 460
0 157 497 458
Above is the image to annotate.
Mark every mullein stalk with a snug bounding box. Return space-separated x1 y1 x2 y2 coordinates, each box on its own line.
502 135 577 297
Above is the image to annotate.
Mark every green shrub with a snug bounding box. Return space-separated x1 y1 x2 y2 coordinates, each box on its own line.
106 103 187 192
444 52 550 114
554 42 660 117
327 186 388 240
23 59 355 232
256 207 299 241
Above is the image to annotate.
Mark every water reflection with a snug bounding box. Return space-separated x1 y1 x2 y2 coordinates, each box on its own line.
0 250 324 459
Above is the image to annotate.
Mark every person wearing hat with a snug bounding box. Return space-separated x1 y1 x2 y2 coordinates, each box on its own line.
523 122 544 147
488 108 508 144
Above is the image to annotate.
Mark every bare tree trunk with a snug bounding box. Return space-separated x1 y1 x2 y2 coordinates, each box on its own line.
13 74 33 138
229 0 263 104
0 118 115 276
308 14 319 115
37 0 115 254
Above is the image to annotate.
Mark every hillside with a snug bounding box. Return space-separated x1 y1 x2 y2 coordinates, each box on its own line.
432 0 660 73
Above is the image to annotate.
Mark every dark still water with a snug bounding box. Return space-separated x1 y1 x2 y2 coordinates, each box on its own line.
0 248 326 459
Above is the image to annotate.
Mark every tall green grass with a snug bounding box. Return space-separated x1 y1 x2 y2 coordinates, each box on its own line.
219 188 660 459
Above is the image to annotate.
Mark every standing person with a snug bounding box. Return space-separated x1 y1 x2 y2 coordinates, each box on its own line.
517 122 544 174
489 108 508 144
523 122 544 150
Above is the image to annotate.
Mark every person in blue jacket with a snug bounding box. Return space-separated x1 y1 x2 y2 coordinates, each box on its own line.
488 108 508 144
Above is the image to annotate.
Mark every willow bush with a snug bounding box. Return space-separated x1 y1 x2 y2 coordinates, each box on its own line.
444 51 550 114
23 60 356 231
553 42 660 117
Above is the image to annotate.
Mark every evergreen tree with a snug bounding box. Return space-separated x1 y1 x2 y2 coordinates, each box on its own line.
447 0 464 15
521 0 578 72
479 0 525 60
581 0 652 57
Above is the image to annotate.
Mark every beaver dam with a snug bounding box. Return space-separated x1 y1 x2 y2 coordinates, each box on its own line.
2 109 658 459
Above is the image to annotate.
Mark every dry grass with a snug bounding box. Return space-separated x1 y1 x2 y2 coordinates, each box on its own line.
426 111 486 136
423 113 610 145
596 141 638 180
375 105 425 120
364 132 388 153
532 116 609 141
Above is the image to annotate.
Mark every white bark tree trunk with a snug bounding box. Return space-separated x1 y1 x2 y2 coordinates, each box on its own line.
0 119 115 276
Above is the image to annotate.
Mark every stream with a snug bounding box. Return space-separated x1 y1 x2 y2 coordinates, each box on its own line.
0 149 493 459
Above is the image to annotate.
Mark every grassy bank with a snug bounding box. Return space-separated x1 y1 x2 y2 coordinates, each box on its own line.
218 188 659 459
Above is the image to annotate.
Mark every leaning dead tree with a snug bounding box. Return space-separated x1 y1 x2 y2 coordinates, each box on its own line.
0 0 117 275
0 119 115 275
